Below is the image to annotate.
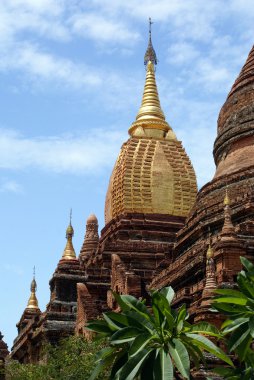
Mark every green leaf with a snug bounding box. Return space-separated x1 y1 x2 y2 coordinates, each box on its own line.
110 350 128 379
176 304 187 333
212 296 247 305
238 274 254 299
228 322 250 353
153 349 173 380
211 302 247 315
214 288 248 299
104 312 129 328
164 309 174 332
222 317 249 334
96 346 116 361
118 349 152 380
111 327 142 344
240 256 254 272
235 334 252 362
182 340 203 369
119 294 153 322
129 333 152 357
124 310 154 333
140 350 156 380
103 313 122 331
168 338 190 379
152 301 164 329
213 367 238 376
159 287 175 305
185 333 233 366
112 292 132 312
152 291 171 318
86 320 112 335
186 322 220 337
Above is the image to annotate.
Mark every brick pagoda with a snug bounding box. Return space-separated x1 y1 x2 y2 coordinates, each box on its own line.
11 220 87 362
10 26 254 372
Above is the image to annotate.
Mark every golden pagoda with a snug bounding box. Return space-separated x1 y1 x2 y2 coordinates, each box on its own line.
26 269 39 311
62 211 76 260
105 20 197 224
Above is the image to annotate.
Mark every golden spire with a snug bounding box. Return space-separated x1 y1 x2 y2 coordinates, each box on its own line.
224 188 230 206
62 209 76 260
221 189 236 239
129 19 171 136
206 243 214 261
26 267 39 310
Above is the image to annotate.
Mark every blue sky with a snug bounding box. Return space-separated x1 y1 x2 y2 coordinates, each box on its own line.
1 0 254 348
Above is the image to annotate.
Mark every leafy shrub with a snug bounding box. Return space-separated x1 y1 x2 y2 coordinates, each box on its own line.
212 256 254 379
87 287 232 380
6 336 109 380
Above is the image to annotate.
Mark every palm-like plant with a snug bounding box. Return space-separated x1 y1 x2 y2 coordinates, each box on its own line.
87 287 232 380
212 256 254 379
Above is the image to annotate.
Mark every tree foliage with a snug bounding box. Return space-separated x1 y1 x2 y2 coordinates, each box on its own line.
212 256 254 379
87 287 232 380
5 336 109 380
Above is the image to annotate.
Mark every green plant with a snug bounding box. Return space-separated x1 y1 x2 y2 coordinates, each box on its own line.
5 336 109 380
212 256 254 379
87 287 232 380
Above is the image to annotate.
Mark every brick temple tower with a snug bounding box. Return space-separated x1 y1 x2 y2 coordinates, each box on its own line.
11 218 87 362
76 20 197 332
11 272 41 362
150 43 254 326
0 332 9 380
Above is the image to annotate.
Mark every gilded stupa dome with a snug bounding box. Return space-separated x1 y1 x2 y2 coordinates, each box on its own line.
105 22 197 225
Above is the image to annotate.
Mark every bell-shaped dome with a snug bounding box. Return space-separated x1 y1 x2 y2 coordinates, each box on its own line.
214 45 254 178
86 214 98 224
105 30 197 225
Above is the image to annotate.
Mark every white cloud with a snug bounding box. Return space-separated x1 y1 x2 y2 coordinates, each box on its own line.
0 0 252 100
0 0 69 43
6 0 63 14
166 35 251 94
0 41 141 110
0 121 216 186
70 13 140 44
0 179 23 193
5 43 102 87
0 128 126 174
91 0 220 41
167 42 200 65
2 263 24 276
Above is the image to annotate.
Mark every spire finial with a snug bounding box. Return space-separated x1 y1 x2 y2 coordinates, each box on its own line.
221 188 236 239
144 17 157 66
224 188 230 206
206 243 214 260
206 229 214 260
26 268 39 310
149 17 152 35
70 208 72 225
62 212 76 260
66 209 74 239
